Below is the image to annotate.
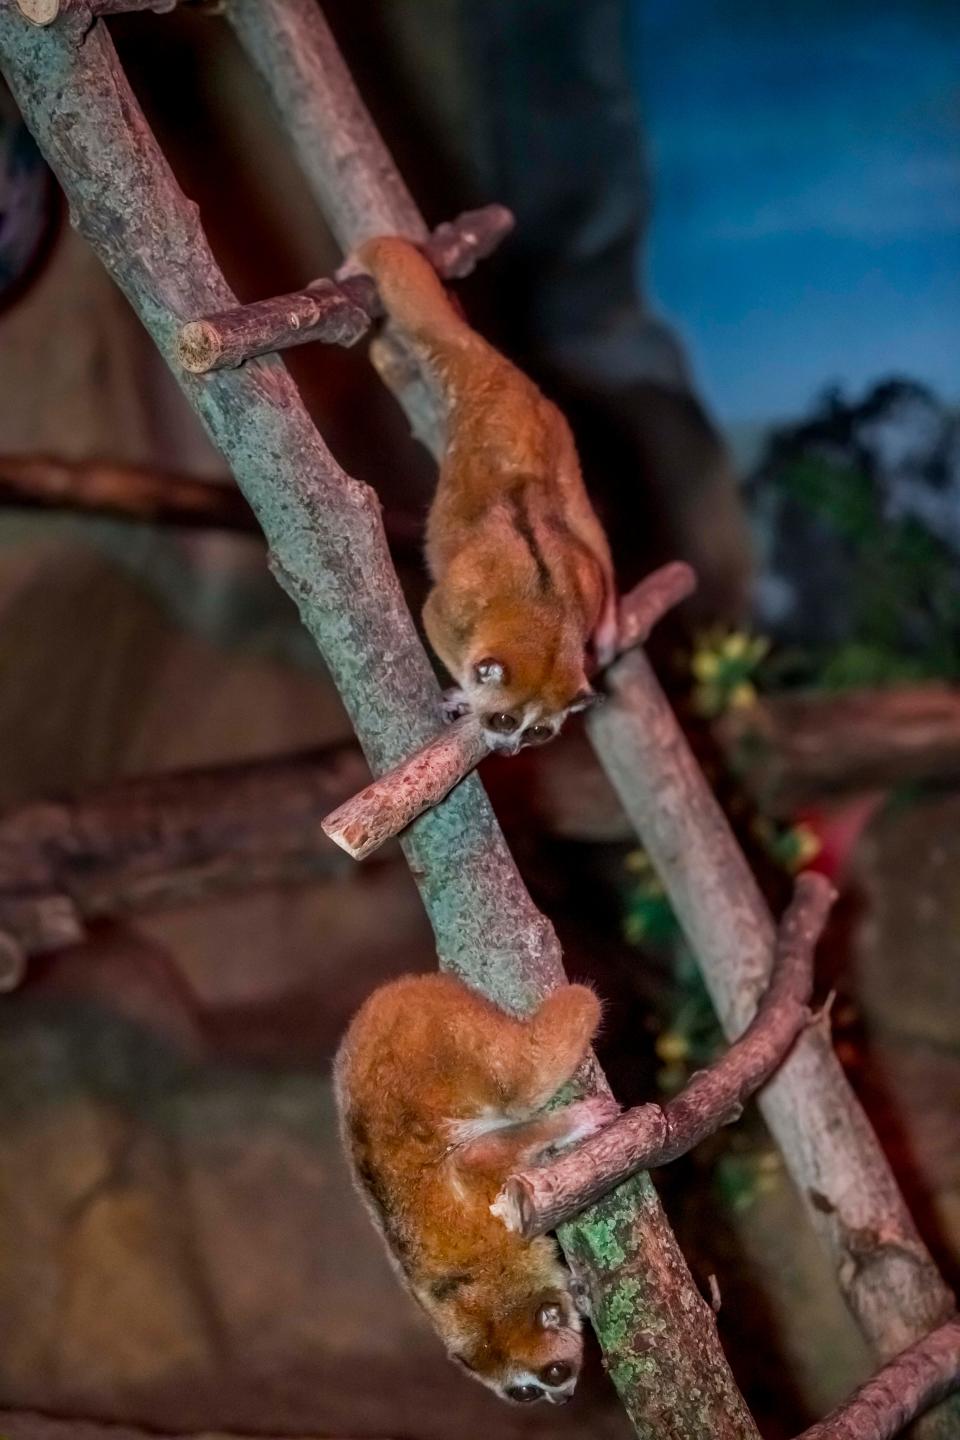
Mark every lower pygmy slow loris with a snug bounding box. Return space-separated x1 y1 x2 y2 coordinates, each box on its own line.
334 972 618 1404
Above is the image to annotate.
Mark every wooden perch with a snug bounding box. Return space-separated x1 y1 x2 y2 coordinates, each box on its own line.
588 651 960 1437
319 562 693 863
417 202 515 280
617 561 696 652
0 453 258 531
797 1316 960 1440
0 743 374 980
322 715 489 861
495 872 835 1238
178 205 513 374
15 0 178 23
716 683 960 815
177 276 372 374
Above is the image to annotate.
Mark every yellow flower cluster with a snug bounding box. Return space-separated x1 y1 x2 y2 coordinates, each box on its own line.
690 629 769 717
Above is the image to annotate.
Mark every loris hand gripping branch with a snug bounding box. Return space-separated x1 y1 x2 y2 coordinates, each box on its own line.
356 236 618 752
335 974 618 1405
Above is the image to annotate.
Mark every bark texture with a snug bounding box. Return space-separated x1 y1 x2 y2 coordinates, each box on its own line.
176 277 372 373
322 715 489 860
798 1318 960 1440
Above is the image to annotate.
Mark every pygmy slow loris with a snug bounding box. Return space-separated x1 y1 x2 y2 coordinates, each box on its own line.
356 236 618 752
334 972 618 1405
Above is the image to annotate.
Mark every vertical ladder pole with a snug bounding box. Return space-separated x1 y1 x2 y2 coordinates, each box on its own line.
227 6 959 1435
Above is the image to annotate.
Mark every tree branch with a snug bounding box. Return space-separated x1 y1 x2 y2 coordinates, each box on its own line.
495 872 834 1238
15 0 179 23
176 276 372 374
0 743 376 974
222 5 960 1434
176 205 513 374
321 715 489 861
617 561 697 651
222 5 764 1437
797 1317 960 1440
0 453 258 531
588 654 960 1439
716 684 960 815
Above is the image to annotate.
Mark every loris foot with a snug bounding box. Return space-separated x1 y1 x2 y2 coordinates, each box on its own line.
442 687 472 723
547 1094 621 1153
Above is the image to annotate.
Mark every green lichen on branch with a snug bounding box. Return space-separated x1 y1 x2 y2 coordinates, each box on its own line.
561 1179 754 1440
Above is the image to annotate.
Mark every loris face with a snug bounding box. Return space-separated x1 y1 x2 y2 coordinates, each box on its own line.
465 656 597 753
448 1288 584 1405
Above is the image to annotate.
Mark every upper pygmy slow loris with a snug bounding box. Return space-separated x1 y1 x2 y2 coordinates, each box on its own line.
334 972 619 1405
356 236 618 752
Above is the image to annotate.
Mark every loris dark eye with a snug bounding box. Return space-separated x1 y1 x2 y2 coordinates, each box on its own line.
484 712 519 734
524 724 554 745
541 1362 572 1387
505 1383 543 1404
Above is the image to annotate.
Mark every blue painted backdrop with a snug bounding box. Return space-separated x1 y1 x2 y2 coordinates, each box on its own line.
634 1 960 431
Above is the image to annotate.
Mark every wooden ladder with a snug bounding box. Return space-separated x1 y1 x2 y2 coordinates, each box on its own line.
0 3 957 1437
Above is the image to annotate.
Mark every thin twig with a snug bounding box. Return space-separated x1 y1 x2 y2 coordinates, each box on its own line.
494 873 835 1238
177 276 371 374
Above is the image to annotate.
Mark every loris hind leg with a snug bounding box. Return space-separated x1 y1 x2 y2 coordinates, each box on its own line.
502 985 602 1117
458 1094 620 1174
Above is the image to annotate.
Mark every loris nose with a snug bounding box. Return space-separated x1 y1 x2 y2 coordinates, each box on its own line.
550 1393 573 1406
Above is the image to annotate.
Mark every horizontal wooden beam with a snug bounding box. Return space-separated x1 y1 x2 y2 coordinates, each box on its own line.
177 205 513 374
0 743 376 982
15 0 180 25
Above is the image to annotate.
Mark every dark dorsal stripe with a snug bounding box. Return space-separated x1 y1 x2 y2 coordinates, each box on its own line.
507 486 552 596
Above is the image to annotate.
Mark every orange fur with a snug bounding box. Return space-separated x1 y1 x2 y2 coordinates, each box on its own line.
334 973 617 1405
357 236 618 751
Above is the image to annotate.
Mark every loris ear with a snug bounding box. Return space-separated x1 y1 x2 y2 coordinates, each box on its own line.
536 1302 563 1330
473 657 509 687
568 687 602 714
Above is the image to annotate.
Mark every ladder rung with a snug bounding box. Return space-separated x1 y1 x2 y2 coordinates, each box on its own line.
178 205 514 374
16 0 181 25
176 275 374 374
